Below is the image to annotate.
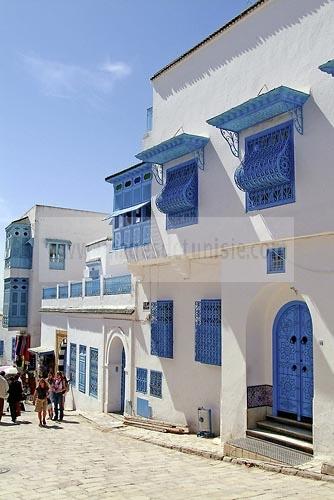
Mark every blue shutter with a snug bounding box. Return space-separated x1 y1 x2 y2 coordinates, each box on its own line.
5 278 28 328
0 340 4 357
195 299 221 366
79 345 87 393
69 343 77 386
89 348 98 398
150 370 162 398
267 247 286 274
151 300 173 358
136 368 148 394
137 397 150 417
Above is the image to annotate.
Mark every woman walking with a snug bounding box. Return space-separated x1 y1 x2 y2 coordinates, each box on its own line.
7 374 23 423
52 372 64 422
33 378 48 427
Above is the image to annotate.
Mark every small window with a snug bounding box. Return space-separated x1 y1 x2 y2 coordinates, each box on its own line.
15 231 19 236
136 368 148 394
125 180 132 188
150 370 162 398
134 176 141 184
267 247 286 274
143 172 152 181
123 212 132 227
115 183 123 191
49 242 66 270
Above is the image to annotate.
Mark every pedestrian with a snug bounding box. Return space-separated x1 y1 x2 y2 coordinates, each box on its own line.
61 372 69 409
33 378 48 427
7 374 23 423
0 371 9 422
46 372 54 420
52 372 64 422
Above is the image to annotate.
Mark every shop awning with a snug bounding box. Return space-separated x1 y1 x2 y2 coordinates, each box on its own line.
319 59 334 77
207 86 310 133
111 201 150 218
136 133 209 165
28 346 54 355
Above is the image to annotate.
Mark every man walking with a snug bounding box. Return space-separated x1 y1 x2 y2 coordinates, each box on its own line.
0 371 9 422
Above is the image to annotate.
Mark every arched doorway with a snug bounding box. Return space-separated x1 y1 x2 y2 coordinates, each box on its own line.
273 301 313 421
105 334 127 414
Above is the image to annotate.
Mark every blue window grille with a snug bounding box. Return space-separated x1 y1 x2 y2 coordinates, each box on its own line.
104 275 132 295
3 278 29 328
195 299 222 366
89 347 98 398
58 285 68 299
79 345 87 393
5 223 33 270
151 300 173 358
0 340 4 357
12 337 16 360
49 242 66 270
150 370 162 398
146 107 153 132
156 159 198 229
70 282 82 298
235 122 295 211
69 343 77 386
267 247 286 274
85 279 100 297
42 287 57 299
136 368 148 394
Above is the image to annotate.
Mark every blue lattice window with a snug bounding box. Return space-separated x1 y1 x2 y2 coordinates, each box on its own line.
267 247 286 274
5 222 33 269
69 343 77 386
89 347 98 398
0 340 4 357
2 278 29 328
195 299 222 366
156 160 198 229
150 370 162 398
151 300 173 358
235 122 295 211
79 345 87 393
136 368 148 394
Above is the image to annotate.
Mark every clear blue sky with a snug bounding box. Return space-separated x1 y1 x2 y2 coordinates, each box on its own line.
0 0 250 307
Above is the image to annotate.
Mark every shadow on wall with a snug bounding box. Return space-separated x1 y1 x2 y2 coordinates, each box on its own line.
154 0 330 99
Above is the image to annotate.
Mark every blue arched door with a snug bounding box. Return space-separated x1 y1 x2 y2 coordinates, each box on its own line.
120 347 125 414
273 301 313 420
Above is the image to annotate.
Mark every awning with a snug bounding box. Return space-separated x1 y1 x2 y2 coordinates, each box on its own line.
136 133 209 165
111 201 150 218
319 59 334 77
207 86 310 133
28 346 54 355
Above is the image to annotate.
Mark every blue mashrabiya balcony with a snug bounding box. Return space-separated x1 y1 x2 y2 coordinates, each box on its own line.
5 220 33 269
319 59 334 77
106 163 152 249
136 133 209 229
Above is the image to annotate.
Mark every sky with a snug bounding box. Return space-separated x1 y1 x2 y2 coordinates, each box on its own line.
0 0 252 308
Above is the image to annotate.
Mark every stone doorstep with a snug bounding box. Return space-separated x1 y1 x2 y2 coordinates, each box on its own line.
78 411 334 484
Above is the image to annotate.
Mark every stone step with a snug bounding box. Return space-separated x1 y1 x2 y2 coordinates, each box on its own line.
246 429 313 454
256 420 313 443
266 415 312 431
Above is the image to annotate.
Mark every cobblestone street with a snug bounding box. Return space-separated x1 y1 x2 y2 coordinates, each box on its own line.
0 409 333 499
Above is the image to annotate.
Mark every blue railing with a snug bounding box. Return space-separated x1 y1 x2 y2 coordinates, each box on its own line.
58 285 69 299
70 282 82 298
43 275 132 299
104 275 131 295
43 287 57 299
85 279 100 297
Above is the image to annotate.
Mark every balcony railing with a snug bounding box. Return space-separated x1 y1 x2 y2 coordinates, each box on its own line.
42 275 132 300
85 279 100 297
43 287 57 299
70 282 82 298
104 275 131 295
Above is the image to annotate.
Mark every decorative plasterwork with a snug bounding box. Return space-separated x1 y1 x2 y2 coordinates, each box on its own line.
319 59 334 77
207 86 310 157
135 133 209 169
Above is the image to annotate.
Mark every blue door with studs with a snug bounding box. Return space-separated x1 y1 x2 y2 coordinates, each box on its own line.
273 301 313 420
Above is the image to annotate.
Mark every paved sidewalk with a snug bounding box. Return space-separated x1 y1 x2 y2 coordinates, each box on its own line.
1 408 334 499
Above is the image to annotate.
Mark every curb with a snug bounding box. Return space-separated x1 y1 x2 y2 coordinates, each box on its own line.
80 413 333 483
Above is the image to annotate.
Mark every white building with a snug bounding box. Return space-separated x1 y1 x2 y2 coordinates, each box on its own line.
40 0 334 463
0 204 109 372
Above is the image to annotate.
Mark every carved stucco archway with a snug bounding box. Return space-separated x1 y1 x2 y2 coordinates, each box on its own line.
104 328 129 414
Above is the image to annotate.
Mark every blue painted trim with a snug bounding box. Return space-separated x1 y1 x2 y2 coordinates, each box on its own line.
136 133 209 165
207 86 309 133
